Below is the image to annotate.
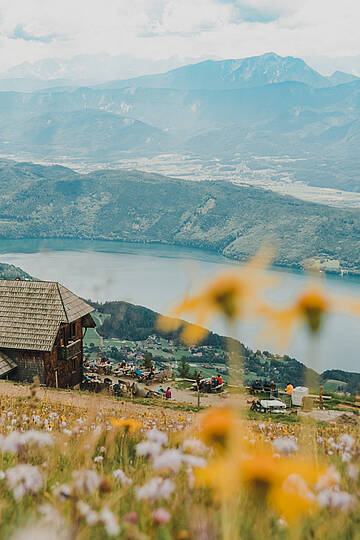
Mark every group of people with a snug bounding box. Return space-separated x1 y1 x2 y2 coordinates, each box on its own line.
120 361 161 382
249 380 294 398
249 380 277 395
195 371 224 393
157 386 172 399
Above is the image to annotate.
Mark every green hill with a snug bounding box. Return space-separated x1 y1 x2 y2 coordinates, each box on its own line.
89 299 318 387
0 262 32 280
0 161 359 274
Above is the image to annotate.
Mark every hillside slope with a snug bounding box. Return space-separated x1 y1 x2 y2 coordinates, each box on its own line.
0 161 359 274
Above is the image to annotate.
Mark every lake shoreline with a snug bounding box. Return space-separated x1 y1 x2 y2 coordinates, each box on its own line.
1 235 359 280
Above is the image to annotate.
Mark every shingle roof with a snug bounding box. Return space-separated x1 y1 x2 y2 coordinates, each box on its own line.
0 350 17 376
0 280 94 352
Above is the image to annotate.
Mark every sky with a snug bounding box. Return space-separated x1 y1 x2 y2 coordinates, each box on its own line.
0 0 360 75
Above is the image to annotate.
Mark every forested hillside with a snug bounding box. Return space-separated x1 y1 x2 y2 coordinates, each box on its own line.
0 262 31 280
90 299 315 387
0 160 359 274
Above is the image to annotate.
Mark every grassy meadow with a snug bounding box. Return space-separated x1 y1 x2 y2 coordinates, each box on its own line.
1 383 360 539
2 248 360 539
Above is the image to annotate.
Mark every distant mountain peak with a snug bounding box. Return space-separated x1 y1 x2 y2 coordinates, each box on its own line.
98 52 332 91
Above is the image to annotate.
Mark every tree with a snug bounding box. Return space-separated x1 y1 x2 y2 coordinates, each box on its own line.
178 357 191 378
143 353 153 370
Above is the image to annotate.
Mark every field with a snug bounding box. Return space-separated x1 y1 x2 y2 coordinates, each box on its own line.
0 378 360 539
2 250 360 539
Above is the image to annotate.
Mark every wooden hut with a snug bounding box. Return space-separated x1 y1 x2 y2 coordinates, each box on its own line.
0 279 95 387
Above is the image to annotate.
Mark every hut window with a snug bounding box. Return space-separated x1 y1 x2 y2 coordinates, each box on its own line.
70 322 76 338
60 327 66 346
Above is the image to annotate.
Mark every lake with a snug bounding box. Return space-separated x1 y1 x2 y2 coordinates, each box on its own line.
1 238 360 373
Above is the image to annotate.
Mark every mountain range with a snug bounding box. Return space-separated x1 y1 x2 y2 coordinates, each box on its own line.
98 53 359 90
0 52 359 194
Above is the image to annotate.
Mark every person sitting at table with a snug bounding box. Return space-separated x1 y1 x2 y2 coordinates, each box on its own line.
165 387 172 399
270 380 278 397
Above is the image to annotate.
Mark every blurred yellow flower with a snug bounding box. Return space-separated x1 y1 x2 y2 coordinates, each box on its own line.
158 247 275 344
198 407 240 449
196 448 322 522
110 418 142 432
260 285 331 347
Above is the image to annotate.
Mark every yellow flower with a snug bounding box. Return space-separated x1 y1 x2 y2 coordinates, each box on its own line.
195 456 239 499
196 448 323 521
260 285 331 347
297 288 330 333
159 247 275 344
198 407 240 449
270 478 315 523
110 418 142 432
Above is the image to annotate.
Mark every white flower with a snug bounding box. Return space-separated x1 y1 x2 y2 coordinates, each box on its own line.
53 483 72 501
182 439 207 455
318 487 356 511
0 430 53 454
113 469 132 485
77 501 98 525
72 470 101 495
146 429 168 446
6 464 43 500
282 474 315 502
99 508 119 536
136 477 174 500
94 456 104 464
338 434 355 451
347 464 358 481
153 449 184 472
11 523 68 540
136 441 162 458
273 437 298 456
38 504 64 528
182 455 206 468
316 466 341 491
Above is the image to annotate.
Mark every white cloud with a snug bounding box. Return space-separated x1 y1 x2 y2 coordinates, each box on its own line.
0 0 359 72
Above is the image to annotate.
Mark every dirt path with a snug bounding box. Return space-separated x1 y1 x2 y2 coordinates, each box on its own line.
0 380 196 422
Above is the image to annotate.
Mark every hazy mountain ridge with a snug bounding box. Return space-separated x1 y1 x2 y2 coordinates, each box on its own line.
0 53 359 192
3 52 358 91
0 160 359 274
98 53 337 90
0 80 360 191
